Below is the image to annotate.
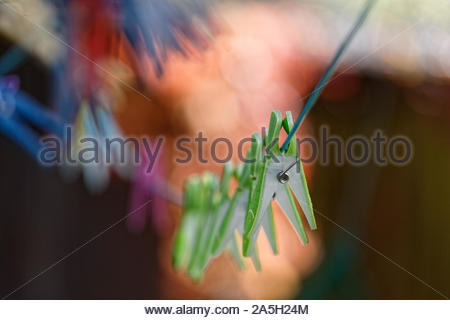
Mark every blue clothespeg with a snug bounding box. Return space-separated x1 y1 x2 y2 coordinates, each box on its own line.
0 75 64 157
117 0 214 76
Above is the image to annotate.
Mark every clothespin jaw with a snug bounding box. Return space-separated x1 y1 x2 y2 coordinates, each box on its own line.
264 110 283 157
282 111 297 157
282 111 317 231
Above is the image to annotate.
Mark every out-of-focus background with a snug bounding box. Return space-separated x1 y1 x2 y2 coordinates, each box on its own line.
0 0 449 299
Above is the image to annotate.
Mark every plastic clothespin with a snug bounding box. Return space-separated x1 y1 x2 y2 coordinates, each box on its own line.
186 172 222 280
172 172 220 281
172 175 203 272
95 106 132 180
118 0 214 77
0 76 19 118
242 110 316 257
0 76 64 157
62 92 130 194
0 76 63 136
73 102 110 194
173 161 262 281
14 90 64 136
210 134 270 270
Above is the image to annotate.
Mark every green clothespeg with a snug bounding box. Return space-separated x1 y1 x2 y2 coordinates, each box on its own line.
242 110 316 257
211 162 264 272
211 133 277 268
173 162 261 281
172 174 207 273
173 111 316 280
208 159 265 272
185 172 220 280
172 172 221 280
